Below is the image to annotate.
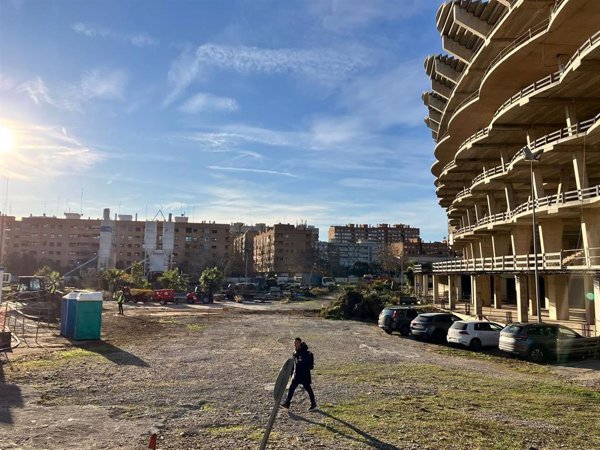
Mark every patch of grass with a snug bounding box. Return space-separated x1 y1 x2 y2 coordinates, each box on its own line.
185 323 206 332
16 347 107 369
434 346 552 375
310 362 600 449
207 424 254 437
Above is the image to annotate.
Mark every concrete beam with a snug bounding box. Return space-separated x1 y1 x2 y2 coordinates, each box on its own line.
424 117 439 132
453 4 492 40
431 79 453 100
423 92 447 113
434 59 461 84
442 36 474 64
429 109 442 124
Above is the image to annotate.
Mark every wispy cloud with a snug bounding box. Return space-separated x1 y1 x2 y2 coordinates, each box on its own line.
164 43 372 105
308 0 426 31
207 165 298 178
71 22 158 47
18 68 128 111
17 77 55 106
0 118 105 180
178 92 239 113
0 74 17 91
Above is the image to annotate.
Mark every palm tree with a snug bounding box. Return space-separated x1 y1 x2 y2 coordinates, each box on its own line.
199 267 224 303
104 268 125 297
158 269 190 291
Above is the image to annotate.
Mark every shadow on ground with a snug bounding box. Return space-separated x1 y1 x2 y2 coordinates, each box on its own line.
75 340 150 367
0 359 23 425
288 409 399 450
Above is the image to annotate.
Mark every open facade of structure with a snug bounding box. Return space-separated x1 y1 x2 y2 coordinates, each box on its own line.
421 0 600 335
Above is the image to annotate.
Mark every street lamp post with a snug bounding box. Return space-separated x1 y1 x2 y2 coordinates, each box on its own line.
522 147 543 323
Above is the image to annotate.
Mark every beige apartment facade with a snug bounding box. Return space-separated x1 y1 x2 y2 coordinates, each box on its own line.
254 224 319 274
421 0 600 335
0 211 233 277
328 223 419 244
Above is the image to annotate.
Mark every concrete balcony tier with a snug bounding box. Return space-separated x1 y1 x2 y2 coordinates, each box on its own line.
453 183 600 240
431 0 599 176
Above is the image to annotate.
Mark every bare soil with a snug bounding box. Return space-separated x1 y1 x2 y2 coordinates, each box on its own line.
1 299 599 449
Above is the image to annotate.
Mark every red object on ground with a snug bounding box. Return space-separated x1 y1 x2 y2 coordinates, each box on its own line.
148 433 157 449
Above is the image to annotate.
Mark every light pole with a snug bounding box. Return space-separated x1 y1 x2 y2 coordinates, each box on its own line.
522 146 543 323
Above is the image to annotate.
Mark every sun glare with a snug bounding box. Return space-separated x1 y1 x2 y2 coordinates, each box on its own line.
0 124 15 154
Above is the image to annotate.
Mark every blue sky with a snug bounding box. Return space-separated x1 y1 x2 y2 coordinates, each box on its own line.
0 0 446 241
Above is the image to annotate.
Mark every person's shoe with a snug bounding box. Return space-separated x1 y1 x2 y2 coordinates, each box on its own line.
280 402 290 409
309 403 317 411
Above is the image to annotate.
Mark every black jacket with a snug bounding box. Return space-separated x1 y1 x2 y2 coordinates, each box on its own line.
292 342 312 384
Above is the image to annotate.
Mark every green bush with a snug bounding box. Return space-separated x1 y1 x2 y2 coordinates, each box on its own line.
321 286 387 322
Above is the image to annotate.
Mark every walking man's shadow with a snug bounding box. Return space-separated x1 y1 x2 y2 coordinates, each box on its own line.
288 409 399 450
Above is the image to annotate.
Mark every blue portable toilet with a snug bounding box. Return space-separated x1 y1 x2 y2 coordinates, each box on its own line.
74 291 103 340
60 291 80 338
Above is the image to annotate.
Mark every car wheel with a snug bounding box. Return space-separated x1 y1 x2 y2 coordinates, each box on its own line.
528 346 547 364
159 300 166 305
384 329 392 335
469 338 482 352
399 325 410 337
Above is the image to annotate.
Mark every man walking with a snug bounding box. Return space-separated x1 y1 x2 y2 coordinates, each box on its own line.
281 337 317 411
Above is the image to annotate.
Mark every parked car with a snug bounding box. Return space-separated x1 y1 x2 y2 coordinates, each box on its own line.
378 306 424 336
410 312 463 342
499 323 600 363
447 320 504 351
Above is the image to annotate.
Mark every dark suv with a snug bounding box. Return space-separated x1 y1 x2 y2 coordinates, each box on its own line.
378 306 424 336
410 312 463 342
499 323 600 363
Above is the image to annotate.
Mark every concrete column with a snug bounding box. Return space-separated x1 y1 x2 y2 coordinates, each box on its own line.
528 274 538 317
474 203 484 223
572 151 589 191
487 194 497 216
594 275 600 337
538 219 564 254
479 237 494 258
492 233 512 258
557 168 571 196
472 275 483 318
511 225 532 256
504 184 515 212
493 274 502 309
448 275 456 309
465 209 472 226
432 275 440 303
581 209 600 268
515 275 529 323
546 274 569 320
584 276 595 327
479 274 491 308
565 104 578 135
532 167 545 199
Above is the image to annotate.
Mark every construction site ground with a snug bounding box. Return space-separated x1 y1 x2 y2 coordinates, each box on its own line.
1 297 599 450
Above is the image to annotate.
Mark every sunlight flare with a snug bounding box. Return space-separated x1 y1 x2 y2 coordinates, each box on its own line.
0 124 15 153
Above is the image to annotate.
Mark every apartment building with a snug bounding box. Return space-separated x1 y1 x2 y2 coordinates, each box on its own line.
421 0 600 334
0 210 232 277
324 240 380 270
253 224 319 274
328 223 419 244
232 230 259 276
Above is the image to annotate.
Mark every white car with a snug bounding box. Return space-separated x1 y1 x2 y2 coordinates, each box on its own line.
447 320 504 351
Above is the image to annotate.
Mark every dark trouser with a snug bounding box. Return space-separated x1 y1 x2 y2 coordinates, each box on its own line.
285 379 316 405
118 303 124 314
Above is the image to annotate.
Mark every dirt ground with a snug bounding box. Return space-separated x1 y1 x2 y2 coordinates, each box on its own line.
1 298 599 450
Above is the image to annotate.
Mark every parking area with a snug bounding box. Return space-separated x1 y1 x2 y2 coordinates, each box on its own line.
1 301 599 449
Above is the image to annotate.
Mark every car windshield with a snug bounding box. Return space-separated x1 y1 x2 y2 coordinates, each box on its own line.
416 315 434 323
451 322 467 330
